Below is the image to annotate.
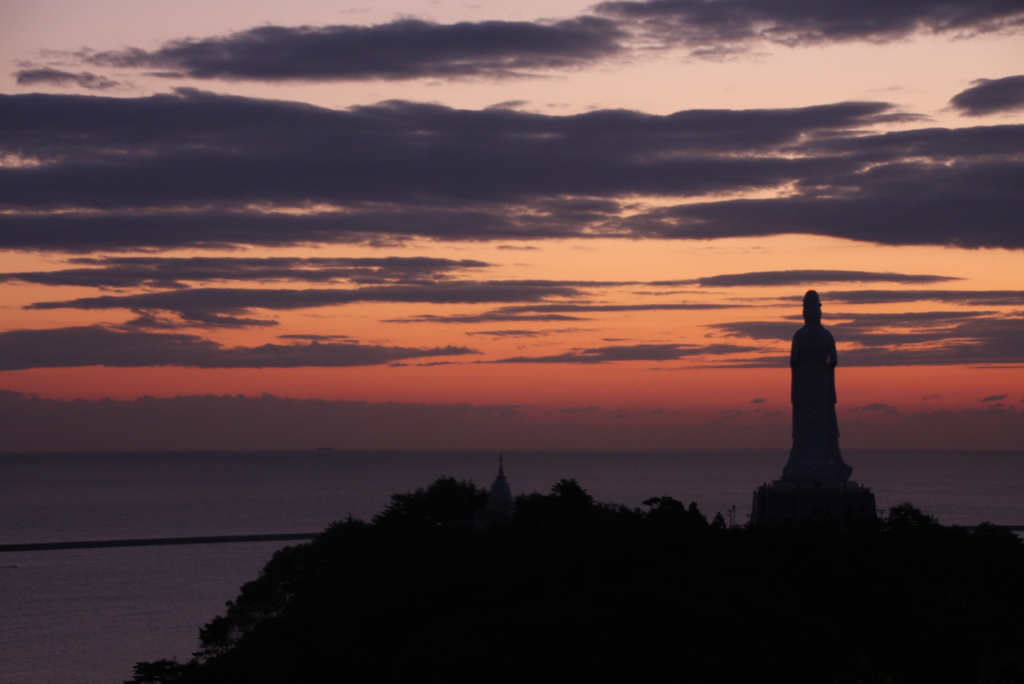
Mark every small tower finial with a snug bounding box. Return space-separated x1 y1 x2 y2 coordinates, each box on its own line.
475 452 514 524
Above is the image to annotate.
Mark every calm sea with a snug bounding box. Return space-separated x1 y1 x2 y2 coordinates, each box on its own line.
1 449 1022 683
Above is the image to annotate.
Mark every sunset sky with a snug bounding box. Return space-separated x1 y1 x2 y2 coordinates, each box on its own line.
1 0 1022 450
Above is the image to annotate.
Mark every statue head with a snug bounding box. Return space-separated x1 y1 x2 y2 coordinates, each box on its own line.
802 290 822 324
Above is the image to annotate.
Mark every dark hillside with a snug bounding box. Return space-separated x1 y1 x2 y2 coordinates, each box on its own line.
129 478 1024 684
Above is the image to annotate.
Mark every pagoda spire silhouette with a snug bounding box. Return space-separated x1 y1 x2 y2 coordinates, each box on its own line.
474 453 515 526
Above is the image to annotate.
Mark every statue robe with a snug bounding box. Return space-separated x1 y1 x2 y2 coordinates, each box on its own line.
782 322 852 482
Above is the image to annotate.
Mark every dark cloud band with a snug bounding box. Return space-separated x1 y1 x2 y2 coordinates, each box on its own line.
0 326 475 370
0 91 1020 250
949 75 1024 116
391 301 733 324
14 67 121 90
823 290 1024 306
493 342 758 364
0 256 490 288
653 270 958 288
23 281 606 327
597 0 1024 54
82 17 625 81
711 309 1024 366
39 2 1024 85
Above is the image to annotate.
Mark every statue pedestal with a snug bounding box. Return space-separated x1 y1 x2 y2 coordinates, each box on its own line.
750 480 876 526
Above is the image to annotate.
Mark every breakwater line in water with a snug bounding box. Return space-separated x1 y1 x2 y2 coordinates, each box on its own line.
4 526 1022 553
0 532 319 553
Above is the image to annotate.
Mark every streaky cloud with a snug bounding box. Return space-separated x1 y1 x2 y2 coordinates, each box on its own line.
14 67 121 90
712 311 999 342
501 302 732 313
622 157 1024 249
54 2 1024 85
653 269 958 288
711 310 1024 365
82 17 625 81
950 75 1024 116
493 342 758 364
0 256 490 289
390 312 587 324
465 328 585 338
597 0 1024 54
23 281 603 328
851 403 897 413
711 321 795 342
0 206 596 252
0 91 905 196
276 334 351 340
823 290 1024 306
1 91 1020 250
390 301 734 324
0 326 476 370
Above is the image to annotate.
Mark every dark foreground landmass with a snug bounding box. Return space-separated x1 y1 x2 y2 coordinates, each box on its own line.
129 479 1024 684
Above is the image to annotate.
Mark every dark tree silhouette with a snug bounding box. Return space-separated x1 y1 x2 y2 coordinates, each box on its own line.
371 475 488 527
127 481 1024 684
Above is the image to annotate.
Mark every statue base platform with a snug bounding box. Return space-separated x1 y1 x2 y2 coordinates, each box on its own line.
750 480 876 526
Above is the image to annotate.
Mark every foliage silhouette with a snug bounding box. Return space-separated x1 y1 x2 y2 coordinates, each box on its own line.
371 476 488 527
128 481 1024 684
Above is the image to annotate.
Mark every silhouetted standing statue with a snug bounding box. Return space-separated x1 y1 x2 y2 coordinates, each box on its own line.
782 290 853 482
749 290 874 525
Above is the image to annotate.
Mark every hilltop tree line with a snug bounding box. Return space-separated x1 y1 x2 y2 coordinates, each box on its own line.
129 478 1024 683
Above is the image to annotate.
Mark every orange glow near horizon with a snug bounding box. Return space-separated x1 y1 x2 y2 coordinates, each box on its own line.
3 233 1023 423
5 363 1021 417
